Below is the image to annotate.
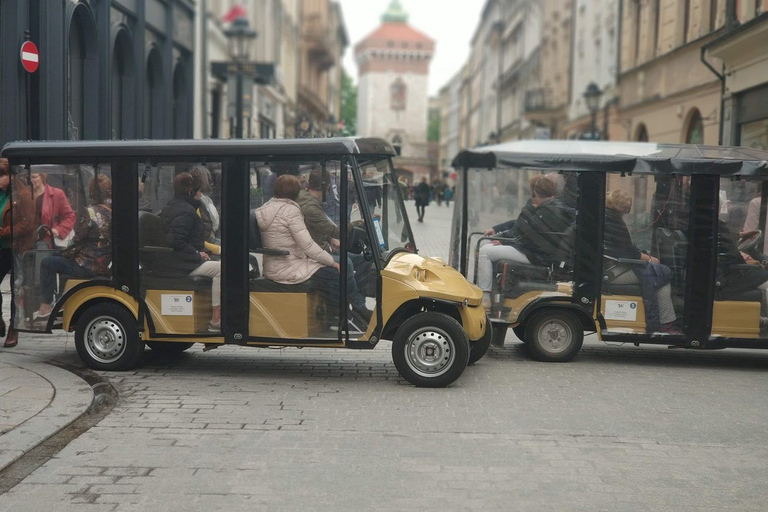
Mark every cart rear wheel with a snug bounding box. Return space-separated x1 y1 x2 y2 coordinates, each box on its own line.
468 317 492 365
75 303 144 371
524 310 583 362
392 312 469 387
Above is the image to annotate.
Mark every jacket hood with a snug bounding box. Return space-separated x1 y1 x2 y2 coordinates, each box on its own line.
256 198 298 230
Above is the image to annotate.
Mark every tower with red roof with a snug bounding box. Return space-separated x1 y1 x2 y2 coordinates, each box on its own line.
354 1 435 181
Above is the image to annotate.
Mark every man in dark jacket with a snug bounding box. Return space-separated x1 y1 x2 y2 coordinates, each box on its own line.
296 168 372 321
477 175 574 309
158 172 222 332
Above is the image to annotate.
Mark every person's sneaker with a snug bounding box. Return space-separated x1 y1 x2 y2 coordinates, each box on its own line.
208 320 221 332
656 322 683 335
351 304 373 323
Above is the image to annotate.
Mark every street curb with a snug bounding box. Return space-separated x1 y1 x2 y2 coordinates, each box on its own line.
0 353 93 472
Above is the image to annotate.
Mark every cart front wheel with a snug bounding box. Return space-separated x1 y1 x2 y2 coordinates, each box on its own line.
524 310 583 362
392 312 469 387
75 303 144 371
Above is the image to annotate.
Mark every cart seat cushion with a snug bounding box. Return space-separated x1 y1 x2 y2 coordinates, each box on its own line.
493 260 550 282
142 274 211 292
504 281 558 298
250 277 315 293
602 283 643 296
718 289 763 302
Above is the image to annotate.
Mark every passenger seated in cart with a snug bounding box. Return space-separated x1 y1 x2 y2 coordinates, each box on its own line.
477 174 575 310
717 216 768 322
159 172 222 332
33 176 112 321
255 175 342 309
296 168 372 321
603 190 679 334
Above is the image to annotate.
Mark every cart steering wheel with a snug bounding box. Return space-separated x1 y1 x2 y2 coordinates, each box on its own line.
737 230 762 253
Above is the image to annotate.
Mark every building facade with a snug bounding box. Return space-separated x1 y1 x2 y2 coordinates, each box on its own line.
438 69 463 176
194 0 302 139
562 0 621 140
616 0 727 144
297 0 348 138
524 0 575 139
1 0 195 147
354 0 435 183
705 0 768 148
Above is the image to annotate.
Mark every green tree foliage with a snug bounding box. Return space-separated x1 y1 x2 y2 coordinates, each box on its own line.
428 107 441 142
340 70 357 136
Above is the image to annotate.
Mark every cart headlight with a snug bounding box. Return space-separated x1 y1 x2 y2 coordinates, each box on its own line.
413 267 428 282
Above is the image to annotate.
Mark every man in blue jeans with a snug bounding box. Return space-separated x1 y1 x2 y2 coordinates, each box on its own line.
296 168 372 322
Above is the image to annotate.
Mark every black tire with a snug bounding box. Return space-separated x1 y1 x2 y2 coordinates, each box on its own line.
468 317 492 365
146 341 194 354
491 324 508 348
392 312 470 387
75 303 144 371
524 309 583 362
512 325 526 343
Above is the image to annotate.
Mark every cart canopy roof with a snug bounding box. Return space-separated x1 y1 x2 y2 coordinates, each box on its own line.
452 140 768 176
1 137 396 161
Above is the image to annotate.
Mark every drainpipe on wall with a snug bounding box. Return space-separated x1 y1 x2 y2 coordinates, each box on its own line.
201 0 209 138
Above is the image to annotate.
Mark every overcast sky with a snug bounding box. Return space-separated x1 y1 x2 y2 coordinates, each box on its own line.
339 0 486 96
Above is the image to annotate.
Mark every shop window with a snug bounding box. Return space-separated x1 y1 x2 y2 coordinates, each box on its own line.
685 109 704 144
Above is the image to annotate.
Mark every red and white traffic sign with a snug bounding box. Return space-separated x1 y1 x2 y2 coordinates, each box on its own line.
20 41 39 73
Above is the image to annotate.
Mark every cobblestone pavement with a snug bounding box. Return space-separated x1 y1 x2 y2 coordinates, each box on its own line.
2 204 768 511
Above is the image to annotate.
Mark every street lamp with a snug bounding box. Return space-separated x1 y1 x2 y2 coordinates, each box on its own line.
583 82 603 140
224 17 257 138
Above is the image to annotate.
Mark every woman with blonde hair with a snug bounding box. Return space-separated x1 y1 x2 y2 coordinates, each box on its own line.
604 189 679 333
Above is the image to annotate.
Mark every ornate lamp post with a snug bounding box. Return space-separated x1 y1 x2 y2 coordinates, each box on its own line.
583 82 603 140
224 17 257 138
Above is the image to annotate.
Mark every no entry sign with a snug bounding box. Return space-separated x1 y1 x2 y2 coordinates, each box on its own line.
20 41 39 73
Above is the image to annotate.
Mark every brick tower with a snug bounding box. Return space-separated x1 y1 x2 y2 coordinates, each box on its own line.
354 0 435 182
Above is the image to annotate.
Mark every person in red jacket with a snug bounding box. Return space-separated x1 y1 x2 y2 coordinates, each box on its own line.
0 164 35 347
30 172 75 246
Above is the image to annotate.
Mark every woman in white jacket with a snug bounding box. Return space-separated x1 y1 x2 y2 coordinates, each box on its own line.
255 174 341 294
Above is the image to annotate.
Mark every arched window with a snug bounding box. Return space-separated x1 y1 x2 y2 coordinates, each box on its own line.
392 134 402 156
635 123 649 142
67 5 98 140
685 109 704 144
144 48 164 138
111 30 136 139
172 60 189 139
68 17 85 140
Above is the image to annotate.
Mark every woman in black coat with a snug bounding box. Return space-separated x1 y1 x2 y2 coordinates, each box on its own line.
159 172 222 332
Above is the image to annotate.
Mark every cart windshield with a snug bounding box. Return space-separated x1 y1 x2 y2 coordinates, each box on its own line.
355 156 415 260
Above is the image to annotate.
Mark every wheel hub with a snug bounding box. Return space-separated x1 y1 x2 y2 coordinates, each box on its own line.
538 320 571 352
86 318 125 363
405 328 455 377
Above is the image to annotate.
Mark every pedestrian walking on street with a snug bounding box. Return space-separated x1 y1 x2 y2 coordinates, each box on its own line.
414 177 430 222
444 186 454 207
0 160 34 347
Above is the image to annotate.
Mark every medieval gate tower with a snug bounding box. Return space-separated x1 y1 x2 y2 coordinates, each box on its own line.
354 0 435 183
